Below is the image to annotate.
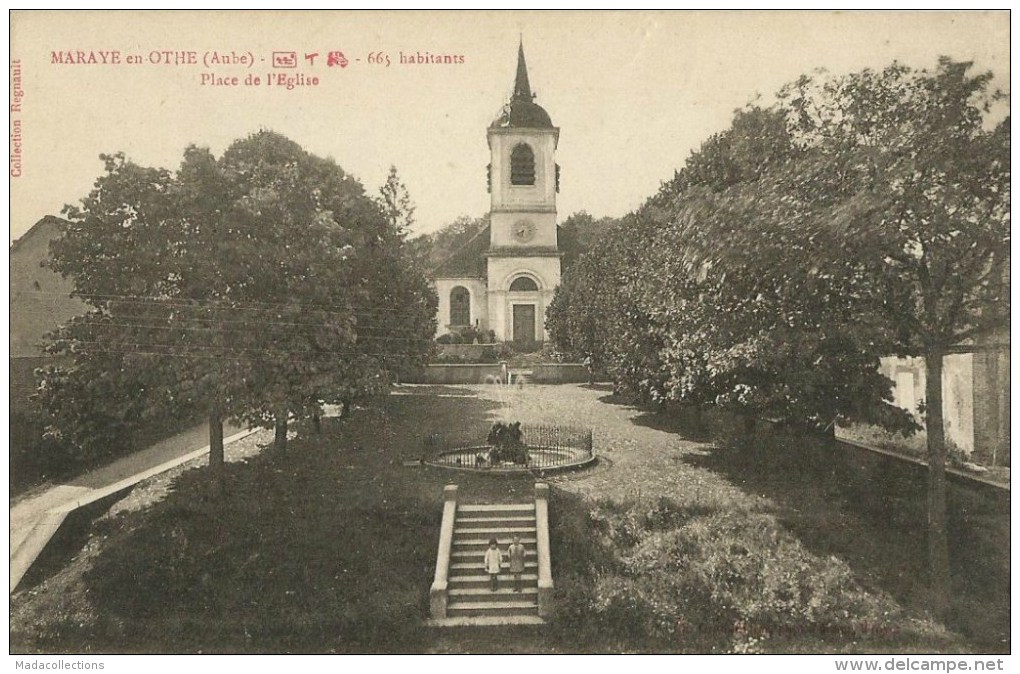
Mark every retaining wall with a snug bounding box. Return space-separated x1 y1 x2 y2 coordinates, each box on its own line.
436 344 498 359
407 364 503 385
405 363 589 385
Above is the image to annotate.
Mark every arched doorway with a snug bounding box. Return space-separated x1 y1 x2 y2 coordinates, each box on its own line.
507 274 540 343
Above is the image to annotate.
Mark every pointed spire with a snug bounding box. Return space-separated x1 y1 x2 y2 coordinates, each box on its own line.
512 37 533 102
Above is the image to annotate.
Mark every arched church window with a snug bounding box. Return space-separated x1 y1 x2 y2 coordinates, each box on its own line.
450 286 471 326
509 276 539 292
510 144 536 186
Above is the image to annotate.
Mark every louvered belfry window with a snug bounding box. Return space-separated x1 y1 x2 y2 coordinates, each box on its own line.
510 143 536 186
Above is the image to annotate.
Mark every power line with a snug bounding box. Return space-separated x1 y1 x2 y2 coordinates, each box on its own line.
40 348 425 368
11 290 434 316
46 338 429 360
17 315 437 341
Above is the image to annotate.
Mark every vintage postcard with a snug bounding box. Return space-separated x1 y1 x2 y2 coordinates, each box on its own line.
8 10 1010 667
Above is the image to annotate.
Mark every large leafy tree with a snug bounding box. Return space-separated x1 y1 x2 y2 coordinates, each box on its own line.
547 211 665 396
41 132 436 492
645 136 916 432
550 105 907 425
556 210 617 270
549 59 1008 616
406 214 489 273
39 155 202 464
778 59 1010 612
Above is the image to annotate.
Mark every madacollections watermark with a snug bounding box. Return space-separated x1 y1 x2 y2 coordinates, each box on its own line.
14 662 104 670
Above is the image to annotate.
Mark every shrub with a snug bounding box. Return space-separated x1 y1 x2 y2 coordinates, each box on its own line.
573 497 907 651
11 410 78 492
505 339 541 354
478 347 499 363
436 333 453 345
627 511 901 636
541 342 566 362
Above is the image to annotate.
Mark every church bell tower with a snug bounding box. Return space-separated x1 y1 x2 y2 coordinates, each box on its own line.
486 41 561 343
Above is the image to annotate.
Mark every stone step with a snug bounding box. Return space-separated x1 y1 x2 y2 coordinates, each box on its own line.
458 503 535 513
449 560 537 575
426 615 545 627
452 537 537 549
449 587 539 602
456 514 537 523
451 549 537 561
449 573 539 587
453 526 536 537
447 601 539 618
450 580 539 592
455 515 537 528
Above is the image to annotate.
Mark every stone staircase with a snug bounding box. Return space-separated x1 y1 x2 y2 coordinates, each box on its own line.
429 484 552 626
448 503 539 620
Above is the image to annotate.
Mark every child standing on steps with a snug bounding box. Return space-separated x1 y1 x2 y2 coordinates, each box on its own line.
483 538 503 591
507 534 527 592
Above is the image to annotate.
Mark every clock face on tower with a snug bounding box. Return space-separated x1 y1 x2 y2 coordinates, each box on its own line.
512 220 536 243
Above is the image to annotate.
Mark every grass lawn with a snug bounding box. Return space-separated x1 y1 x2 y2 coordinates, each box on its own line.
9 384 1007 653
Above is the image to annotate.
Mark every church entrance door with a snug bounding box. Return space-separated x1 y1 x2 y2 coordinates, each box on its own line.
512 304 536 343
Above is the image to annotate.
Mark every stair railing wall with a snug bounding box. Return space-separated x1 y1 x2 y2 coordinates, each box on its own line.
430 484 458 619
534 482 554 618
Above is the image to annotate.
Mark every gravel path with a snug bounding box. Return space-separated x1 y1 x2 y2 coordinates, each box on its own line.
468 383 764 512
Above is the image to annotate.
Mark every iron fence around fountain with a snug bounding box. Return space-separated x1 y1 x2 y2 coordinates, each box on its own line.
421 423 595 472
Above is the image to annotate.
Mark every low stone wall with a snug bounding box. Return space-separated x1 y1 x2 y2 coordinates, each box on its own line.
407 364 503 385
831 437 1008 501
437 344 497 359
531 364 589 383
405 363 590 385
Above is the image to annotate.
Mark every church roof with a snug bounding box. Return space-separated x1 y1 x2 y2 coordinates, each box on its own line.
434 224 490 279
490 42 554 130
513 40 533 101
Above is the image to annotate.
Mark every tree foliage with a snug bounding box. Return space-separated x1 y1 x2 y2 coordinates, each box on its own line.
40 131 437 481
777 58 1009 611
548 58 1009 611
378 165 416 238
406 214 489 273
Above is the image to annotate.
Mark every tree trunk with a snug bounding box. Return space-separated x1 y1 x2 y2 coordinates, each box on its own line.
821 419 836 441
339 396 352 422
924 348 951 617
209 408 225 497
312 413 322 434
690 405 704 434
275 412 288 453
743 415 756 436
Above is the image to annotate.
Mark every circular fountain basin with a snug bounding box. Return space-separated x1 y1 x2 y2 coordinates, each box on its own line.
426 445 595 473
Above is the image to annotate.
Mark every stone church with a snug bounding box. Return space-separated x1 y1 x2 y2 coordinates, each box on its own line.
433 43 561 343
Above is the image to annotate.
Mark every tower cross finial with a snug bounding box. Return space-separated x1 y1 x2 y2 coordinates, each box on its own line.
513 39 533 102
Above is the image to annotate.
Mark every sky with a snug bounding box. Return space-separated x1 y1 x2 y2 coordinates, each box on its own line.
8 10 1010 241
